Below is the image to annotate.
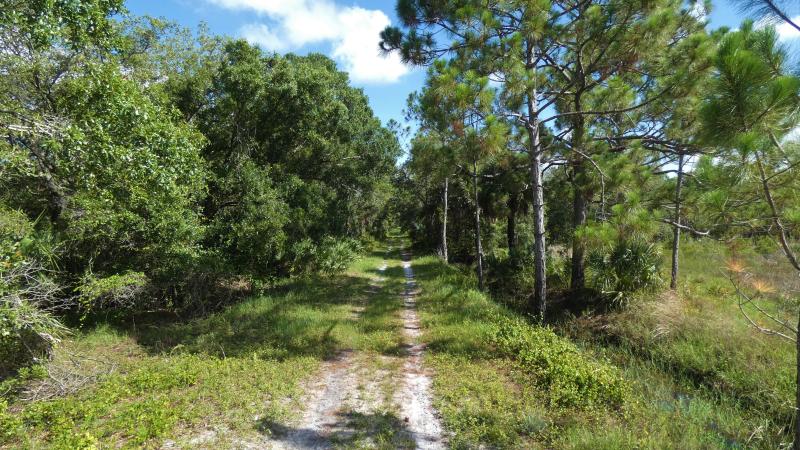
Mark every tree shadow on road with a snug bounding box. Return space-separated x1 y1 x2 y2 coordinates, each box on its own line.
258 409 416 449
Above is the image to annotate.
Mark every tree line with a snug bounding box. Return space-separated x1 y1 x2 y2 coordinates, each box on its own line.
0 1 399 374
381 0 800 444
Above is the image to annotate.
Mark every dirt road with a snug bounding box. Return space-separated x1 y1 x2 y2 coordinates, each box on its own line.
262 248 446 449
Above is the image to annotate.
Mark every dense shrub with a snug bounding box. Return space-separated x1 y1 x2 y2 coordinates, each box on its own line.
491 315 628 408
56 66 207 284
488 250 571 309
1 209 65 377
587 240 663 303
205 161 289 278
486 253 538 309
76 271 150 313
0 301 63 378
288 237 362 276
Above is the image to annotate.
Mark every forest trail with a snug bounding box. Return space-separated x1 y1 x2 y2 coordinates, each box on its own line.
262 246 446 450
396 252 446 450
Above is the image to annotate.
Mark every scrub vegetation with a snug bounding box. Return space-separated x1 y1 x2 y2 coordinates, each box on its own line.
2 1 800 449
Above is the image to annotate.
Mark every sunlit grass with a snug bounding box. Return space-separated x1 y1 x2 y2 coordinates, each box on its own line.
413 247 793 449
0 240 408 449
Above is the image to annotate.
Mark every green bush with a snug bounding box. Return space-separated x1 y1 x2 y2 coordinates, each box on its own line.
491 316 628 408
52 65 207 285
0 398 23 441
288 237 362 276
1 208 65 377
0 301 65 378
76 271 150 312
486 253 538 309
488 250 571 309
588 240 663 302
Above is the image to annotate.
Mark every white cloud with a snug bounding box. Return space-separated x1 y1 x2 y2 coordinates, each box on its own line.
755 15 800 41
775 17 800 41
239 23 287 51
208 0 410 84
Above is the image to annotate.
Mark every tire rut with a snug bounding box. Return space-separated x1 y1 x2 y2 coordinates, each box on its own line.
395 251 446 450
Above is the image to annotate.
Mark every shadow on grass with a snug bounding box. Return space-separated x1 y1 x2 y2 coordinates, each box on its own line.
111 273 380 361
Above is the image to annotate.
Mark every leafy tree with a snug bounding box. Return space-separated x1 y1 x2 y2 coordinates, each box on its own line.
3 63 207 286
190 41 401 277
0 0 124 51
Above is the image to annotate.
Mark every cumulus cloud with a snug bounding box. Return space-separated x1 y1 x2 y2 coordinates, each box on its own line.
240 23 287 51
207 0 410 84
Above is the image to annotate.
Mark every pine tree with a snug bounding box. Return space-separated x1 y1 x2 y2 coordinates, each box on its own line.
701 21 800 448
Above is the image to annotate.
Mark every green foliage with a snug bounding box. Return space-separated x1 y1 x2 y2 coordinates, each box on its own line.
289 237 363 276
486 253 539 308
0 398 23 441
587 240 663 301
2 5 400 318
413 255 630 447
701 21 800 146
0 301 64 378
491 316 628 408
76 271 149 312
0 208 64 377
206 161 288 277
56 65 207 283
0 208 33 274
0 0 124 50
192 42 400 278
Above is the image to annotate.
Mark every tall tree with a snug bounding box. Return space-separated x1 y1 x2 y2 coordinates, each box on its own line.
381 0 560 316
412 61 507 290
701 21 800 448
407 133 456 262
540 0 707 292
382 0 705 315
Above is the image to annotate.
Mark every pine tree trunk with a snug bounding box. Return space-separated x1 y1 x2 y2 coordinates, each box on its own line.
531 149 547 319
670 153 685 290
570 94 587 292
570 161 588 291
472 161 484 291
507 193 518 254
441 177 449 263
525 67 547 319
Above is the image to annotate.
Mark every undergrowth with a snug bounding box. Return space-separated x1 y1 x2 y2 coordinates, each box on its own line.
0 243 405 449
412 252 783 448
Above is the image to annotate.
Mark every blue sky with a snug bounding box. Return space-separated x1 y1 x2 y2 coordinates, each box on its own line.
125 0 797 130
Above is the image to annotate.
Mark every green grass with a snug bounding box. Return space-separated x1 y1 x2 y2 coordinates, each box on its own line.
2 236 793 449
556 238 796 448
412 256 629 449
412 248 793 449
0 241 408 449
